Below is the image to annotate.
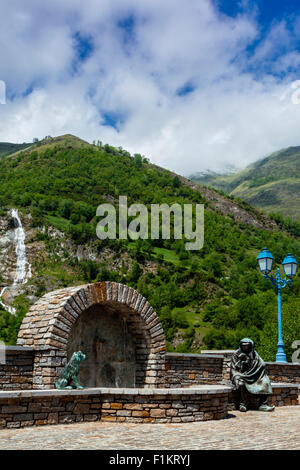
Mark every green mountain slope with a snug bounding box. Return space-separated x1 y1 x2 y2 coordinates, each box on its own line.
190 146 300 221
0 135 300 361
0 142 32 159
188 170 238 194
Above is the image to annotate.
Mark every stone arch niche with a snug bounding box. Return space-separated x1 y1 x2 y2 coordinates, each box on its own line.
17 281 166 389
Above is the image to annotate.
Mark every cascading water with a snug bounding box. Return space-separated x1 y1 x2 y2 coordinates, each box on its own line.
0 209 32 315
10 209 32 286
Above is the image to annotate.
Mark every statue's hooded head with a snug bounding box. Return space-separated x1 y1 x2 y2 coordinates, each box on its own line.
239 337 254 354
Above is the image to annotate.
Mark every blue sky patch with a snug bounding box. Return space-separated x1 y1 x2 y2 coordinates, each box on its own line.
215 0 300 21
73 31 94 61
176 82 196 97
117 14 136 50
101 110 126 132
71 31 94 74
22 84 34 97
213 0 300 80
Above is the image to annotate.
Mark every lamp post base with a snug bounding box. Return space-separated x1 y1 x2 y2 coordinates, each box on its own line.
276 339 287 363
275 352 287 363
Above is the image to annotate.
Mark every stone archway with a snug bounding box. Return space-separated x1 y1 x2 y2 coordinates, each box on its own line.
17 281 166 389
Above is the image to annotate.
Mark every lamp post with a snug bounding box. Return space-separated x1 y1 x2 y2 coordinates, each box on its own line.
257 248 298 363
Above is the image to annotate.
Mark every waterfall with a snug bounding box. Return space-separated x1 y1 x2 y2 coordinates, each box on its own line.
10 209 32 286
0 209 32 315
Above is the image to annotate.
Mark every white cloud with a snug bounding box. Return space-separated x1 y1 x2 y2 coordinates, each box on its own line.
1 0 300 176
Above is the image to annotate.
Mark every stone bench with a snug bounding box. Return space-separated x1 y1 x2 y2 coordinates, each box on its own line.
0 385 231 428
0 382 297 429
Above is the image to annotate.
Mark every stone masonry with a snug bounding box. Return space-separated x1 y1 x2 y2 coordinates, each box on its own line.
266 363 300 384
0 347 33 390
0 383 297 429
0 386 230 428
164 353 223 387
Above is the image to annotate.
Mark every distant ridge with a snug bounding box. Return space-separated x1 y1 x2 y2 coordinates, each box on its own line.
0 142 31 158
189 146 300 221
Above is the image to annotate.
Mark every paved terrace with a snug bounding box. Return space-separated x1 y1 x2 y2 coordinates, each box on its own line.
0 406 299 450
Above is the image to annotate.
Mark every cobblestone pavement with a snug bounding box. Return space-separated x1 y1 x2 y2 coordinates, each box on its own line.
0 406 299 450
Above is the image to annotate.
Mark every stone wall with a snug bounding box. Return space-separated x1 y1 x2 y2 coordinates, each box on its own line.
164 353 223 387
0 383 297 429
0 386 230 428
266 363 300 384
0 347 34 390
201 350 235 380
32 350 67 390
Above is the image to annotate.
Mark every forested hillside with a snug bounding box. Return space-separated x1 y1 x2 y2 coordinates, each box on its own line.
0 135 300 361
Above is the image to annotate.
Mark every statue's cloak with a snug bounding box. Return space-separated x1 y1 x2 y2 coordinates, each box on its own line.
230 338 272 395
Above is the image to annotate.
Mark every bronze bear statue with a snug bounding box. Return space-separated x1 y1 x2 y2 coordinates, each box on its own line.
55 351 86 390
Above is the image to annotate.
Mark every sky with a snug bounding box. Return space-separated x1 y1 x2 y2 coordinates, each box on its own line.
1 0 300 176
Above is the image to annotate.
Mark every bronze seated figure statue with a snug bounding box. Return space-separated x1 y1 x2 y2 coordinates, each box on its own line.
230 338 275 412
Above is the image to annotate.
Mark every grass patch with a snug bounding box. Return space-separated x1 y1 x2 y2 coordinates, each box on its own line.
152 247 181 264
46 215 70 233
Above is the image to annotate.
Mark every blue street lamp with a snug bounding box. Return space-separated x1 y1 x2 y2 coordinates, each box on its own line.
257 248 298 363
